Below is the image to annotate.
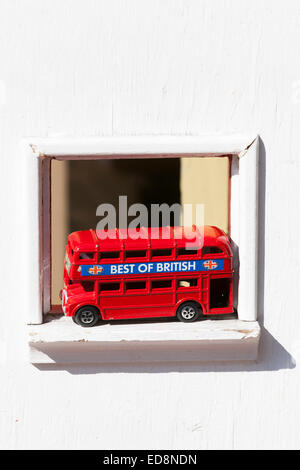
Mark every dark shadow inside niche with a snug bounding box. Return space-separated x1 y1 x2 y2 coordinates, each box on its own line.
68 158 180 232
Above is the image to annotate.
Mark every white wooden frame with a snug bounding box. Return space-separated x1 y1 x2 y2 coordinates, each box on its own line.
23 134 261 364
23 134 259 326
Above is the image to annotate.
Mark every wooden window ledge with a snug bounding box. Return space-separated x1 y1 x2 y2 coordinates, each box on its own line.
28 315 260 364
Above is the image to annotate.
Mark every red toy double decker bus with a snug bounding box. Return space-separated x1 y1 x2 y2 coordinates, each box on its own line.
61 226 234 327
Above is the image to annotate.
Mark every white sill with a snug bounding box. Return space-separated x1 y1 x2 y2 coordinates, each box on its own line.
28 315 260 364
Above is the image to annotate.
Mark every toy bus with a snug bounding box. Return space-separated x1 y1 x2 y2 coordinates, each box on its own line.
61 226 234 327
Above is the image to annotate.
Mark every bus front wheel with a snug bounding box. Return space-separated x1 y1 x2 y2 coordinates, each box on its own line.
74 306 100 327
176 302 202 323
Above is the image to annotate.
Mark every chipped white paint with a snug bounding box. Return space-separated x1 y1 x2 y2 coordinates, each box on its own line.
1 0 300 451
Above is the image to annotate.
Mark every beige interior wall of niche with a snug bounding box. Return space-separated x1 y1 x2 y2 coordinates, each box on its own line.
180 156 230 234
51 160 69 306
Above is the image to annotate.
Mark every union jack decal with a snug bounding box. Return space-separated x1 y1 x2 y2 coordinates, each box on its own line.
88 266 104 275
203 260 218 270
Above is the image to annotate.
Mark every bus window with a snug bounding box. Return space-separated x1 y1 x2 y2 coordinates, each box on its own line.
177 247 198 257
125 281 147 291
99 282 121 292
177 279 198 288
151 249 172 259
79 252 95 260
151 280 172 290
209 278 230 308
81 281 94 292
202 246 223 255
100 251 120 260
125 250 147 259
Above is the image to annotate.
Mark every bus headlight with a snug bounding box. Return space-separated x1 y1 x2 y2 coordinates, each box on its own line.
65 254 71 274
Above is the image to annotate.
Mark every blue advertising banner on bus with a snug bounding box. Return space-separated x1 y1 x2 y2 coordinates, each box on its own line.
80 259 225 277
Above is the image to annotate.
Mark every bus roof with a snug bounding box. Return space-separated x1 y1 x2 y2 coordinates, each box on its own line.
68 226 231 254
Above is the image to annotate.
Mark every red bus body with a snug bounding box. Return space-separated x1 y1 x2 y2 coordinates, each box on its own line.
62 226 234 323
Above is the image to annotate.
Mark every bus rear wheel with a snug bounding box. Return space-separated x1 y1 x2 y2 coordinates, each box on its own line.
74 306 100 327
176 302 202 323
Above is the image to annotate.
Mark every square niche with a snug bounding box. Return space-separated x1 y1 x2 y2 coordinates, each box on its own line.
23 135 260 364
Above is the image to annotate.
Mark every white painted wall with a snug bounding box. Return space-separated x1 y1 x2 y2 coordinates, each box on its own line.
0 0 299 449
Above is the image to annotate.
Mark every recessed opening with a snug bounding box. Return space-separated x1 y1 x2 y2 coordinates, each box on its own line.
81 281 95 292
69 159 181 231
79 252 95 260
151 280 173 290
125 281 147 291
177 247 198 256
202 246 224 255
177 279 198 288
99 282 121 292
100 251 121 260
125 250 147 259
51 157 230 311
151 248 173 258
209 278 231 309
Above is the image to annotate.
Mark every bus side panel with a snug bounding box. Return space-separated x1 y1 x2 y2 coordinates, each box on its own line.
105 306 174 320
98 294 127 320
175 275 209 314
200 275 209 314
99 292 175 320
176 291 203 310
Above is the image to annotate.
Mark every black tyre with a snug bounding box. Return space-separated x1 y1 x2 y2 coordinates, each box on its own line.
176 302 202 323
74 306 100 327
